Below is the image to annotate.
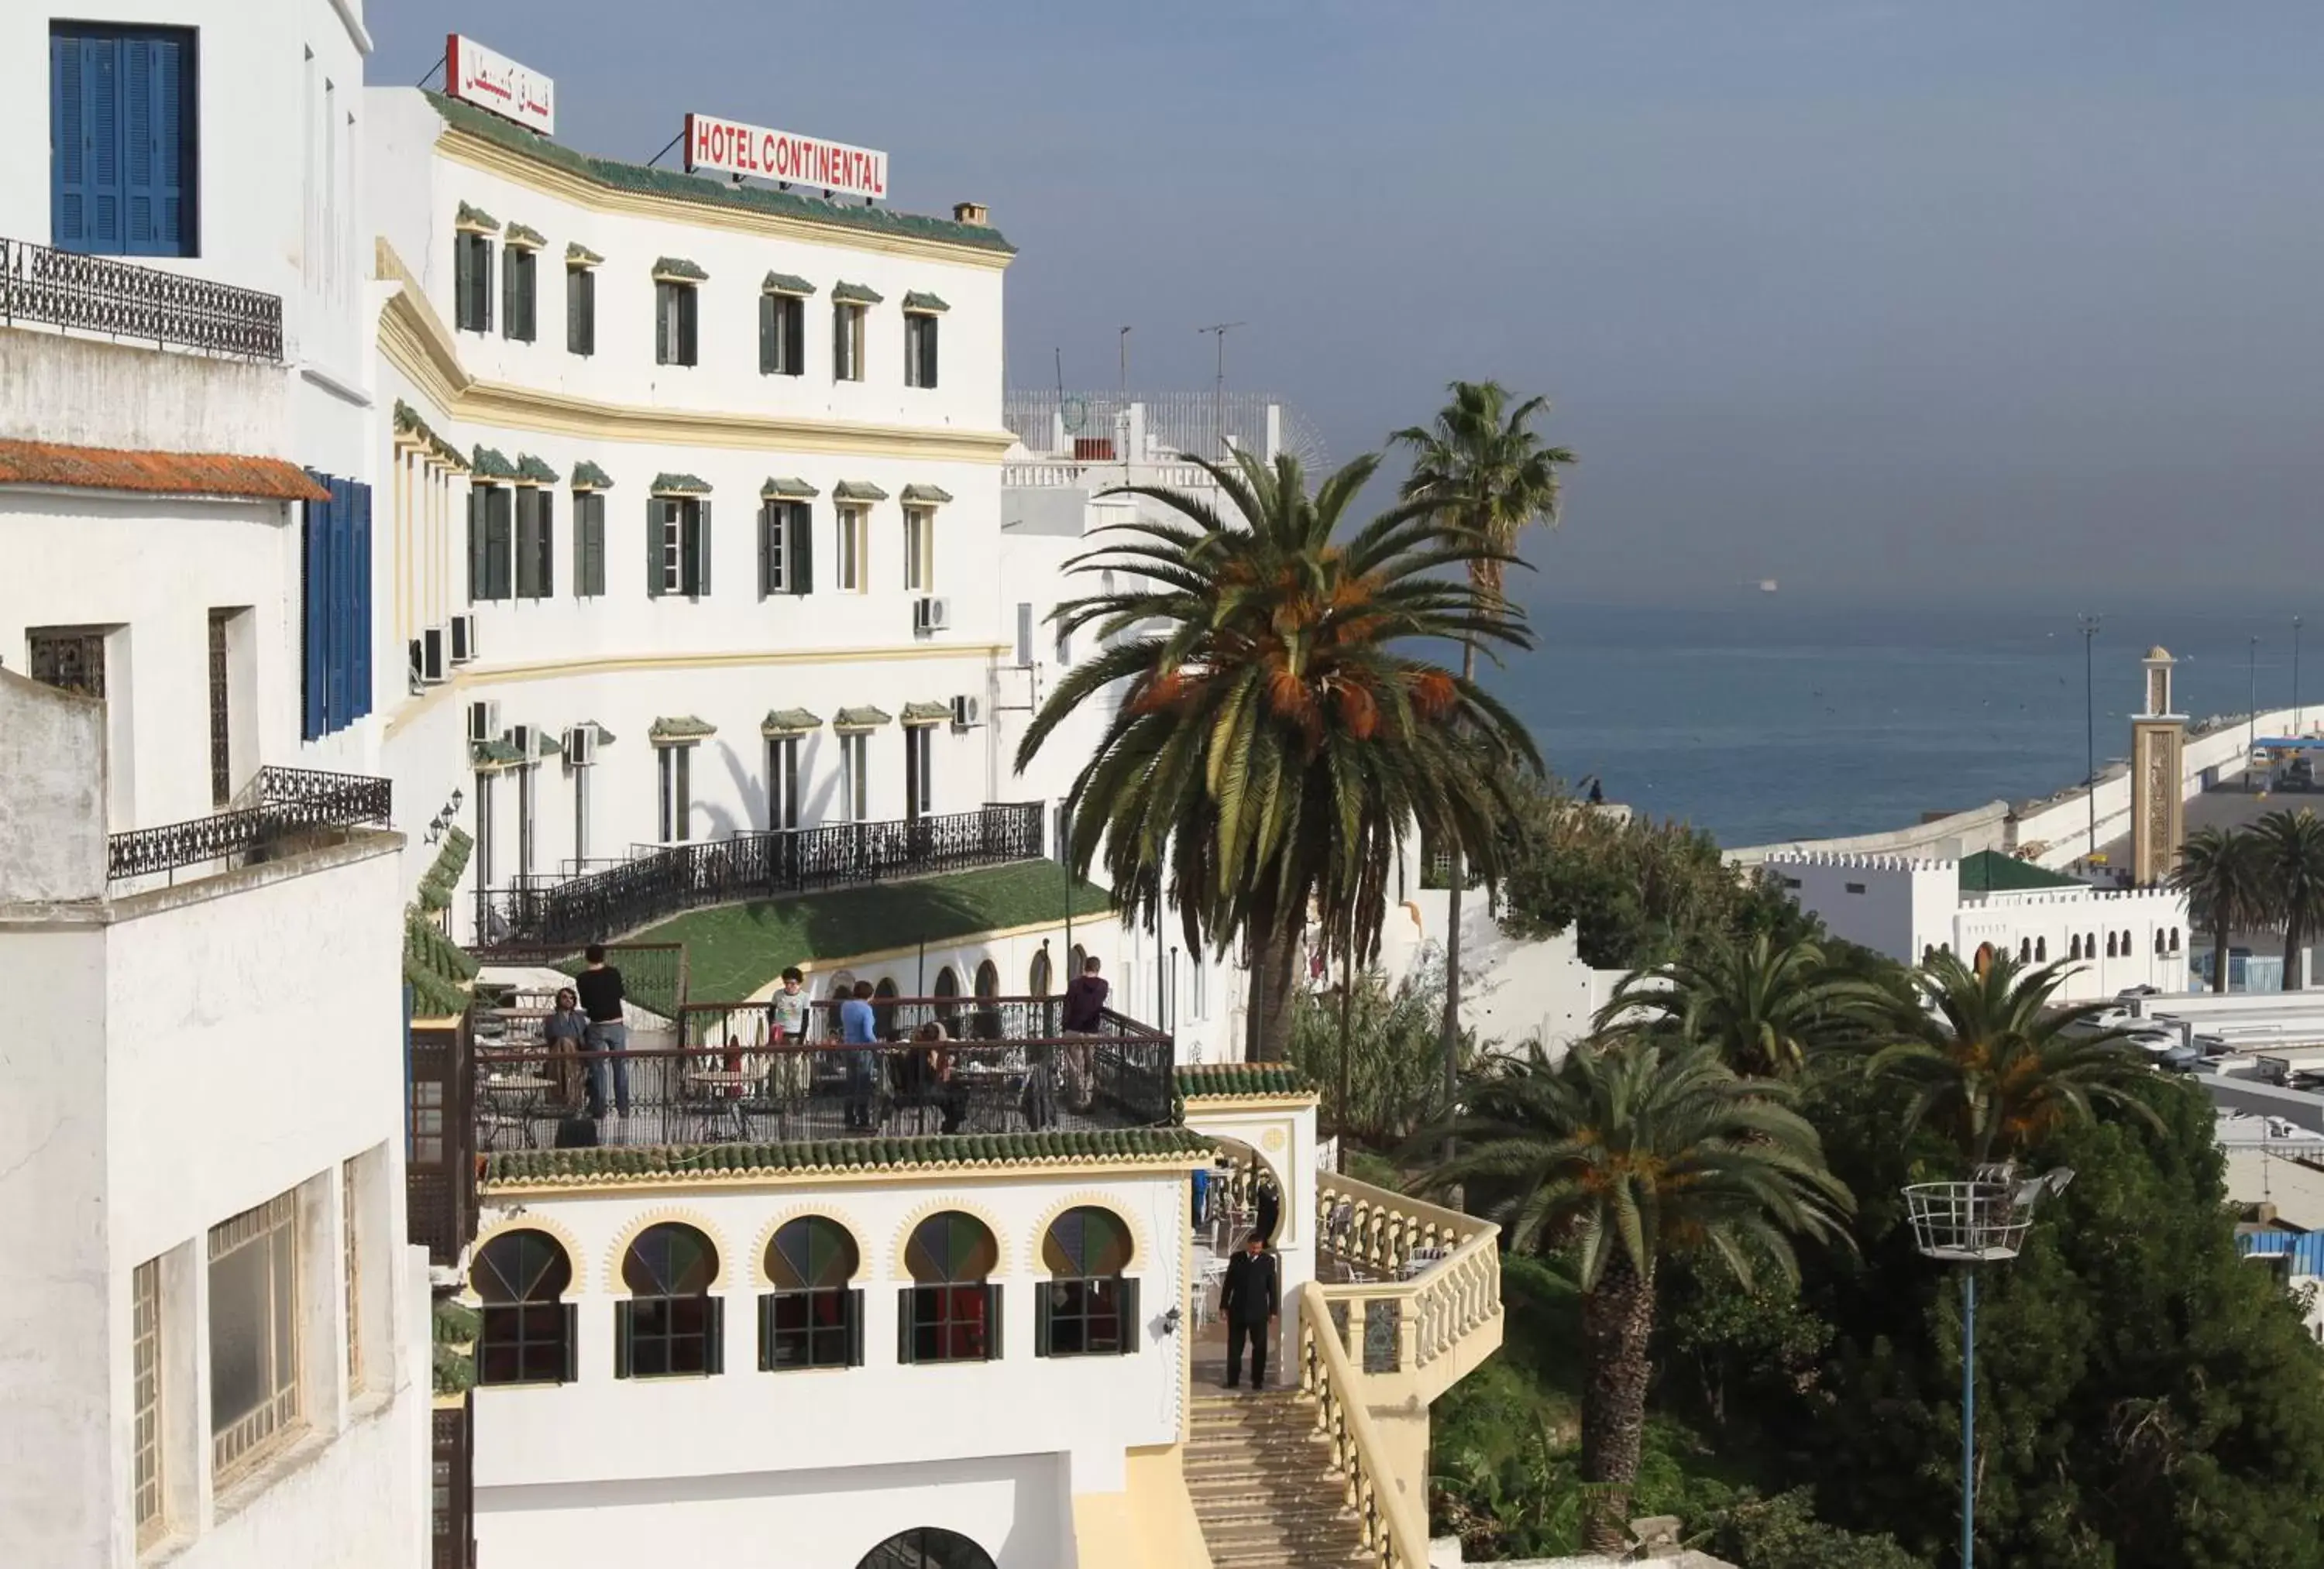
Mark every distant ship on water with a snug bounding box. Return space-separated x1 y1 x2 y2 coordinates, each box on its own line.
1758 578 1779 594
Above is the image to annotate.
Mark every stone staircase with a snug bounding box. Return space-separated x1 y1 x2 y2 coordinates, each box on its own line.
1188 1389 1380 1568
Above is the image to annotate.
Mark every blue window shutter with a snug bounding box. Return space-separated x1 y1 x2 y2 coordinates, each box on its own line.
51 34 87 247
123 39 152 250
86 37 123 252
327 477 352 730
350 481 373 722
302 475 328 741
150 34 186 255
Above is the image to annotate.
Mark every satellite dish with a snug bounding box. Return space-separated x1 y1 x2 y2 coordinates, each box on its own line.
1061 397 1090 434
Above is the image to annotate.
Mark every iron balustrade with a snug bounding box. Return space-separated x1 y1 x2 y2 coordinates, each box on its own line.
106 764 393 883
473 802 1045 950
1 236 284 361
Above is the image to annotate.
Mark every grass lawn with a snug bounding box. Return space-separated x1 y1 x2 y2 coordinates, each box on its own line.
634 859 1117 1002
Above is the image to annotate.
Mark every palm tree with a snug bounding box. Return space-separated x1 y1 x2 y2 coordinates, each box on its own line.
2256 808 2324 990
1422 1038 1851 1551
1016 448 1541 1062
2171 826 2272 993
1601 931 1888 1077
1864 950 2158 1165
1394 383 1576 1121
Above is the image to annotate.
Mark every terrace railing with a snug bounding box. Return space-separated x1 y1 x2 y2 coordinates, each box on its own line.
474 942 689 1025
1313 1173 1503 1397
473 802 1044 952
107 765 393 884
1295 1280 1432 1569
1 236 284 361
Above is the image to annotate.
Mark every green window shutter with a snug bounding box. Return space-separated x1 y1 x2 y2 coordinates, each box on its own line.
538 488 555 597
613 1301 634 1379
927 316 939 386
758 503 774 597
758 293 775 375
654 282 670 364
478 240 493 334
1033 1282 1052 1358
514 490 540 598
833 304 847 380
484 487 514 600
586 495 605 595
757 1295 775 1372
847 1289 865 1368
792 504 813 595
466 486 484 603
985 1282 1003 1361
703 1295 726 1375
695 500 713 596
502 248 517 338
561 1302 579 1382
454 235 474 329
786 299 805 376
896 1286 916 1365
679 286 699 366
572 493 587 596
1118 1276 1139 1354
645 496 663 598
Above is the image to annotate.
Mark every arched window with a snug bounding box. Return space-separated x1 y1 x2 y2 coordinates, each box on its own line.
761 1217 861 1371
2084 932 2095 959
1068 943 1088 980
2036 936 2047 962
901 1211 999 1365
933 966 961 1023
971 959 1002 1040
856 1528 998 1569
2121 929 2132 954
1038 1207 1137 1358
2018 938 2031 964
1029 946 1052 997
2154 929 2166 956
2105 932 2118 958
873 976 899 1039
2171 927 2182 954
2070 934 2082 960
616 1223 721 1378
471 1229 575 1386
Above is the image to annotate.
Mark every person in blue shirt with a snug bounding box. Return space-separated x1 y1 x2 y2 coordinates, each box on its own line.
840 980 878 1131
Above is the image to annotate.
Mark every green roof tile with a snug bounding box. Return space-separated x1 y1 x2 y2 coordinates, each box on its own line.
900 483 954 505
834 705 892 730
651 256 708 282
456 201 500 232
425 93 1014 256
566 242 603 266
472 738 524 768
901 700 954 726
571 460 613 489
650 715 717 742
471 445 517 479
833 479 889 502
832 280 885 305
762 271 816 296
1958 849 2084 894
761 476 820 500
650 472 713 495
762 707 823 734
902 290 950 313
515 453 559 484
504 221 546 249
482 1126 1215 1187
1177 1063 1318 1100
584 722 617 746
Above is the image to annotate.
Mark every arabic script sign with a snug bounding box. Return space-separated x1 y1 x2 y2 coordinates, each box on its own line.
446 34 555 136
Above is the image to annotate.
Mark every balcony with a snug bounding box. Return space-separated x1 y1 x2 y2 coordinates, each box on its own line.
473 802 1046 952
469 994 1174 1153
1312 1172 1504 1400
108 765 394 886
1 236 284 361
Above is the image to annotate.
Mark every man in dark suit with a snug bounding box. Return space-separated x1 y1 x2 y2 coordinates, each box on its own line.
1218 1230 1280 1389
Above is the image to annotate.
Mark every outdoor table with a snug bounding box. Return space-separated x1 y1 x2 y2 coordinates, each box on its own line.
480 1075 558 1150
684 1073 755 1142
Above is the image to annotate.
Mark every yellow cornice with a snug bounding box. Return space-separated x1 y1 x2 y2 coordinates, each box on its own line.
436 125 1014 272
1181 1093 1320 1113
375 238 1016 462
481 1154 1210 1200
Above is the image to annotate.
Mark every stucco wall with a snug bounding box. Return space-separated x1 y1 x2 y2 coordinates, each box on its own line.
0 330 291 456
0 668 106 901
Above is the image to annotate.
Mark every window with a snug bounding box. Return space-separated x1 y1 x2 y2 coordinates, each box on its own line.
760 1217 862 1371
342 1162 363 1392
512 487 554 599
1844 881 1866 894
2070 935 2083 960
658 743 693 843
904 311 940 387
833 300 868 381
761 291 805 375
301 474 374 741
854 1529 999 1569
837 504 868 592
28 625 107 697
472 1229 576 1386
1030 946 1052 997
617 1224 722 1378
903 506 935 592
768 736 800 830
208 608 232 806
1038 1207 1137 1357
841 732 868 822
899 1212 999 1365
502 244 537 342
209 1191 301 1484
648 496 711 597
133 1256 164 1547
655 279 698 366
2037 937 2048 962
904 725 933 820
50 25 196 258
468 482 514 602
759 502 811 596
454 232 493 331
566 264 595 355
572 489 606 596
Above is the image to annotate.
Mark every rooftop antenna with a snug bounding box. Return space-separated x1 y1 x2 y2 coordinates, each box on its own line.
1198 321 1243 459
1119 326 1131 394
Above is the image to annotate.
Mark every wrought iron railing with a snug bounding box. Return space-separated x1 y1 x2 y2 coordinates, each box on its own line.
473 942 689 1025
1 236 284 361
107 765 393 884
473 802 1045 951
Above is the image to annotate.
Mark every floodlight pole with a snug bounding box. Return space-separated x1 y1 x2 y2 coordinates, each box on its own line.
1958 1268 1977 1569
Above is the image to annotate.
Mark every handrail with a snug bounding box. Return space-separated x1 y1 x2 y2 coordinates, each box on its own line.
1296 1280 1432 1569
1316 1172 1486 1277
1314 1172 1503 1379
1 235 284 360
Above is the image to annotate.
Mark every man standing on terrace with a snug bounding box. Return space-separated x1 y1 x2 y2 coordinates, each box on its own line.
577 944 630 1121
1061 954 1109 1109
841 979 878 1131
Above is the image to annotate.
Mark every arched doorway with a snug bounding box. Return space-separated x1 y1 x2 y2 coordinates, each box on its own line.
1029 946 1052 996
971 958 1002 1040
933 965 961 1027
873 976 899 1039
856 1528 996 1569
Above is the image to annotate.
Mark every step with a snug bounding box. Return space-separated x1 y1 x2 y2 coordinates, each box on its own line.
1193 1498 1364 1532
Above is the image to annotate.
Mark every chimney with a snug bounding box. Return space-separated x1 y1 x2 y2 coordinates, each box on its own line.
952 201 989 227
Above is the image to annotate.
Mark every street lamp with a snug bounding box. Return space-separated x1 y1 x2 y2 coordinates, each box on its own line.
2077 615 2100 865
1906 1163 2076 1569
2296 616 2305 737
2251 636 2264 791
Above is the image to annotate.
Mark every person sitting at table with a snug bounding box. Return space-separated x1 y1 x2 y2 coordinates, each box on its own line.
543 988 590 1112
906 1021 970 1135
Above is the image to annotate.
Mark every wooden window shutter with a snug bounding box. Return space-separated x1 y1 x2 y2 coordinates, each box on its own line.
1033 1282 1052 1358
679 286 698 366
847 1289 865 1368
756 1296 775 1372
51 36 90 249
466 486 486 603
703 1296 725 1375
612 1301 634 1379
758 294 776 375
1118 1277 1140 1354
645 496 663 597
513 490 539 598
693 500 712 596
503 247 517 338
896 1286 916 1365
537 489 555 597
792 504 813 595
655 283 670 364
786 299 805 376
560 1303 579 1383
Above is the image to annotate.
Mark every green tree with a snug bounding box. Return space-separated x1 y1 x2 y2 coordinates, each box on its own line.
1393 382 1577 1124
1016 448 1538 1061
1423 1038 1853 1551
2256 807 2324 990
2171 825 2274 993
1865 950 2157 1166
1287 958 1465 1145
1603 930 1887 1078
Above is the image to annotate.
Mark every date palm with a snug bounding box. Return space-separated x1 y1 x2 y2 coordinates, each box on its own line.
1394 383 1576 1121
1601 931 1888 1077
1864 950 2157 1165
1422 1037 1852 1552
2171 826 2272 994
2256 808 2324 990
1016 447 1540 1062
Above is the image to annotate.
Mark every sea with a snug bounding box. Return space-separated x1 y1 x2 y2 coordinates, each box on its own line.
1492 598 2316 849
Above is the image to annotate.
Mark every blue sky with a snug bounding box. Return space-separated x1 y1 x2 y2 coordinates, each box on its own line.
372 3 2324 606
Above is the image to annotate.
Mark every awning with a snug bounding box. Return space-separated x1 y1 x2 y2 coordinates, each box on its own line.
832 281 885 305
456 201 499 233
566 242 603 267
899 483 953 506
651 256 708 282
0 439 328 503
761 708 824 736
834 706 892 732
762 271 816 296
515 453 559 484
470 445 517 479
902 290 950 314
649 472 712 495
649 716 717 744
833 479 889 502
504 221 546 250
900 701 954 727
761 476 820 500
571 460 613 490
471 738 524 770
579 720 616 746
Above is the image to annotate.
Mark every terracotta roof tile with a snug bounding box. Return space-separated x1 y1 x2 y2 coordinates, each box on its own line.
0 440 327 502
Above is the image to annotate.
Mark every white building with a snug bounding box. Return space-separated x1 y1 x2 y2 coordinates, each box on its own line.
0 5 429 1567
1768 849 2191 1001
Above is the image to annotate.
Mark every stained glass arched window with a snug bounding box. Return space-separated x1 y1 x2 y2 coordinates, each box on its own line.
856 1528 998 1569
616 1223 722 1379
761 1217 861 1371
901 1212 999 1365
1039 1207 1138 1358
472 1229 575 1385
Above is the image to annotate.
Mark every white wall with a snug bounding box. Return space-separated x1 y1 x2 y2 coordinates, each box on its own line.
1767 854 1957 964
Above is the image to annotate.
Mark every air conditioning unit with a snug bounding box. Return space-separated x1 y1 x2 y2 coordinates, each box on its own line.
564 724 598 767
914 596 951 633
951 694 980 728
417 627 449 685
467 699 501 745
510 723 541 761
449 613 479 664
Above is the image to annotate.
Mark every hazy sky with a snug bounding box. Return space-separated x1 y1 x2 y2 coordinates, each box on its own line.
372 2 2324 607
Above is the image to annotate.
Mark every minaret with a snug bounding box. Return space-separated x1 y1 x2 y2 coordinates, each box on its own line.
2130 646 2187 886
